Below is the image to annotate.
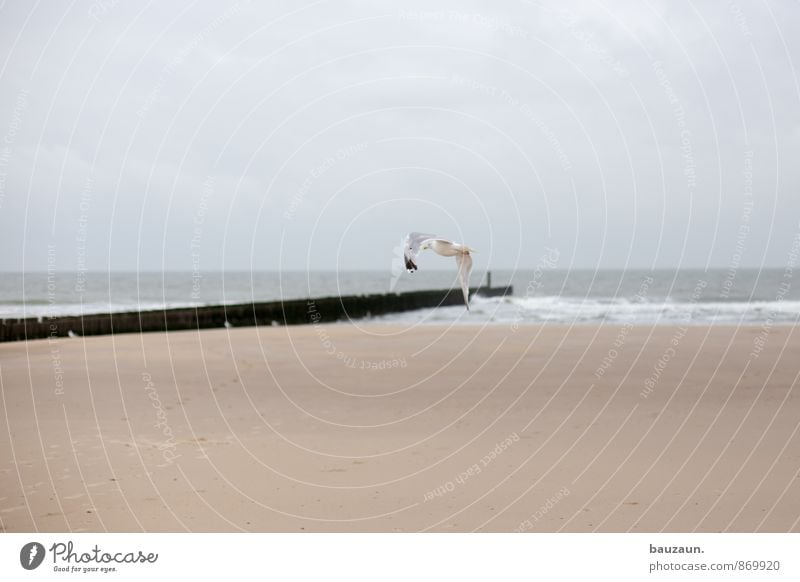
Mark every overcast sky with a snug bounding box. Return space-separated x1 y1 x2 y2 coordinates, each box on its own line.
0 0 798 272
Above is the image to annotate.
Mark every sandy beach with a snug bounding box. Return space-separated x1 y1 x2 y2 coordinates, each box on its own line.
1 323 799 532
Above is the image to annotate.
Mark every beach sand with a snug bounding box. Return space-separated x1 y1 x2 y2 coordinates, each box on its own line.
1 323 799 532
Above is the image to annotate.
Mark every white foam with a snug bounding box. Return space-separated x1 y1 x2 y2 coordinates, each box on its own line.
374 296 800 326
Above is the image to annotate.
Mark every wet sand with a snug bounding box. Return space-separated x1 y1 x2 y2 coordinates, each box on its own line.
1 323 799 532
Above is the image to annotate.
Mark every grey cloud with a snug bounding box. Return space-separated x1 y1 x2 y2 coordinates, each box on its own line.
0 0 798 272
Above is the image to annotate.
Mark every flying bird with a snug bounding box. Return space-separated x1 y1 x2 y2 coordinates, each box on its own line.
403 232 476 309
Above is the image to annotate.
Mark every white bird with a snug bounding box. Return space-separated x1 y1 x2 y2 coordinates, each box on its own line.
403 232 476 309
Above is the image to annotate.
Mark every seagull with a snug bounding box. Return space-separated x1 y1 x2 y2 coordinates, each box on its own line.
403 232 476 309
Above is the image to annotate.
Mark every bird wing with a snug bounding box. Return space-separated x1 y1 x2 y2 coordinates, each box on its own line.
404 232 438 271
456 251 473 309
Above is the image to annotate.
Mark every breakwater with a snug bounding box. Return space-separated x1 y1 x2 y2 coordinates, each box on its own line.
0 285 512 343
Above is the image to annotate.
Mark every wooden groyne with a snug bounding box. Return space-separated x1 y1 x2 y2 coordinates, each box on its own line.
0 285 512 343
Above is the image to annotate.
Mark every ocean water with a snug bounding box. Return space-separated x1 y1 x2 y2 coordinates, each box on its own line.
1 269 798 325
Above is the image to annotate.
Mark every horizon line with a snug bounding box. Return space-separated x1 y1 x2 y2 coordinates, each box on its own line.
0 266 789 274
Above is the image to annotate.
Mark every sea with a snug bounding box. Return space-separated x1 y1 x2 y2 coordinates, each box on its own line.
1 269 798 326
